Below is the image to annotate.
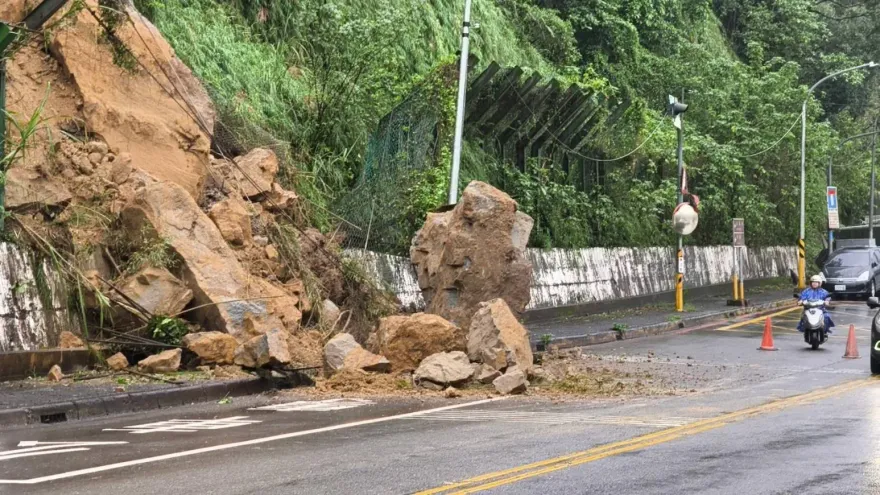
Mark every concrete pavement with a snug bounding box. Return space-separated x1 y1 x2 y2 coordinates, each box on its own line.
1 302 878 494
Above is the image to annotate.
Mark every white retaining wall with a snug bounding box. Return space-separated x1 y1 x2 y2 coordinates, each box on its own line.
346 246 796 311
0 243 72 352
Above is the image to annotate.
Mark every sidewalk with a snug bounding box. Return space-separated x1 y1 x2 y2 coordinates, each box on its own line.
527 280 795 349
0 373 278 428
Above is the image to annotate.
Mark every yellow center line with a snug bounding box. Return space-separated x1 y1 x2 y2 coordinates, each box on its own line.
718 306 801 331
414 378 876 495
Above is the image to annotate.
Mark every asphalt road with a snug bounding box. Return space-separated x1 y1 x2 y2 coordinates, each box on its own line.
2 302 879 494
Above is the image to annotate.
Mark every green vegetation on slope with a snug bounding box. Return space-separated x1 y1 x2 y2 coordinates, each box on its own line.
135 0 880 258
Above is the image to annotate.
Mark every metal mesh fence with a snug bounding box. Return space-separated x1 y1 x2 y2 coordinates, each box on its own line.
333 89 442 255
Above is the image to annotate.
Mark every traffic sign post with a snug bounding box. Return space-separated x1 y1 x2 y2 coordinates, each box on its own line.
728 219 747 306
827 187 839 252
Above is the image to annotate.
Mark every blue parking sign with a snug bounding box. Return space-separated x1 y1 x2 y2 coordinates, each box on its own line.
827 187 838 211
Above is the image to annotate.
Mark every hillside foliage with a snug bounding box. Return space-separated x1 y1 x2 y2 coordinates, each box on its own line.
134 0 880 256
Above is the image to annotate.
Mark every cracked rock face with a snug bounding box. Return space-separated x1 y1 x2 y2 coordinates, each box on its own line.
121 179 300 340
410 181 533 329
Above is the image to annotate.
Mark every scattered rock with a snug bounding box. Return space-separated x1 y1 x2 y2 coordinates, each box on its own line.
209 197 253 247
468 298 534 373
108 153 133 184
138 349 182 373
253 235 270 247
213 365 244 379
493 365 528 395
410 181 533 329
47 364 63 382
4 167 72 214
88 152 104 165
444 386 462 398
232 148 279 199
106 352 129 371
234 328 291 368
475 363 502 384
323 333 361 374
343 347 392 373
117 267 194 318
59 331 85 349
264 245 279 260
414 351 474 387
262 183 298 211
120 179 300 338
182 331 239 365
87 141 109 156
321 299 341 326
372 313 466 372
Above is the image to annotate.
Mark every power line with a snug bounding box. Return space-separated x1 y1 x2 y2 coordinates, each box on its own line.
732 111 803 159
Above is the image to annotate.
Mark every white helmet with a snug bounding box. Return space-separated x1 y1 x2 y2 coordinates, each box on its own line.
810 275 823 284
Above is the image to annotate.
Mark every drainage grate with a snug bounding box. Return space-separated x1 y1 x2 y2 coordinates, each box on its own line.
40 412 68 424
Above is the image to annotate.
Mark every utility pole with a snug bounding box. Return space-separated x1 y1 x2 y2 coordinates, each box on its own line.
871 118 878 246
447 0 473 205
669 94 689 312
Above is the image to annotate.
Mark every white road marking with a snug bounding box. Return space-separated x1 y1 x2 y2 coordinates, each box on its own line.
0 441 128 461
102 416 261 434
406 410 693 428
0 397 505 485
249 398 374 412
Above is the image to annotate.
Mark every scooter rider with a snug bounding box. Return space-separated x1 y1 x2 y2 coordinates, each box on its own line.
797 275 835 334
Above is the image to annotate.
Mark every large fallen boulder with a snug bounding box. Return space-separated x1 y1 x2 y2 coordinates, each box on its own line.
467 299 534 373
121 179 300 339
371 313 466 372
117 267 193 318
410 181 533 329
324 333 390 374
183 331 239 365
414 351 474 388
233 328 291 368
138 348 182 373
49 0 214 198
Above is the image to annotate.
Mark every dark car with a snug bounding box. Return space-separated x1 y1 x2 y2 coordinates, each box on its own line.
867 297 880 374
821 247 880 298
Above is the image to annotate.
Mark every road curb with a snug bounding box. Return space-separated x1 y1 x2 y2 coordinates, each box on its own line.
536 298 796 352
0 378 274 428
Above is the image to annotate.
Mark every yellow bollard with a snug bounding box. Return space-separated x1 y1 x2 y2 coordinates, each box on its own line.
739 279 746 306
732 274 740 301
797 239 806 289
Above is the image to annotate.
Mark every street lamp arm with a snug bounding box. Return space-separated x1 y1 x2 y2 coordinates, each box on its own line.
808 62 878 94
838 129 880 151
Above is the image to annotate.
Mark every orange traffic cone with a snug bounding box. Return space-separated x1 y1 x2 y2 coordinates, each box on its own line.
758 317 778 351
843 324 860 359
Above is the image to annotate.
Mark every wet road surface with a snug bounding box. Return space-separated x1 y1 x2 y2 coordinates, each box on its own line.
1 302 878 494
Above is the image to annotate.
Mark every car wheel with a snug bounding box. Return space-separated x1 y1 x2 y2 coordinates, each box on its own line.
873 346 880 375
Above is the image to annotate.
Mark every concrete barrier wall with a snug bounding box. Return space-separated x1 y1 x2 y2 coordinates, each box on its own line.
346 246 795 311
0 243 73 352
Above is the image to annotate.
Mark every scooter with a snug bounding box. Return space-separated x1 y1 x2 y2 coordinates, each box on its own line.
800 300 829 350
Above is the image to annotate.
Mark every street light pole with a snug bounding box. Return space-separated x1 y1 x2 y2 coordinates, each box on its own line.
871 120 877 246
447 0 473 205
799 61 878 289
